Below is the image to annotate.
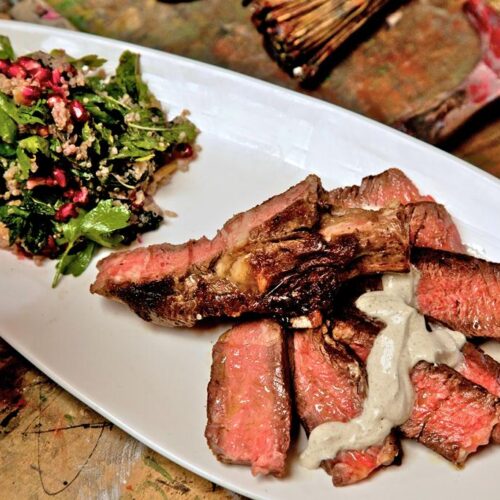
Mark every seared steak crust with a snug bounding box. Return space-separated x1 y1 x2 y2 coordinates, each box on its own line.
291 328 400 486
92 176 411 326
413 247 500 339
327 168 433 208
328 168 464 253
205 320 291 477
406 202 464 253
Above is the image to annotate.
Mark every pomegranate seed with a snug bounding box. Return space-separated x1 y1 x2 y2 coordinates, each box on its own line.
174 143 194 159
7 64 27 79
32 67 52 84
42 235 58 257
72 186 89 205
52 168 67 188
54 203 78 222
13 85 40 106
52 68 62 85
63 188 75 199
17 57 41 74
22 85 41 102
0 59 10 74
47 95 64 108
69 100 89 123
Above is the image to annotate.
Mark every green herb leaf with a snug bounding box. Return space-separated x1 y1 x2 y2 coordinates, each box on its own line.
0 141 16 157
162 119 198 145
72 54 107 70
0 93 45 125
16 147 31 180
18 136 49 156
0 35 14 61
113 51 153 105
80 200 130 247
65 241 96 277
23 192 55 216
0 108 16 143
49 49 106 70
52 200 131 287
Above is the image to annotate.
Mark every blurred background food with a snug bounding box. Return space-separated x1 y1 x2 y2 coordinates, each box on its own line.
1 0 498 176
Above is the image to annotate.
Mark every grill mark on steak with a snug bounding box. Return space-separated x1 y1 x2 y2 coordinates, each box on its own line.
92 176 411 327
290 327 400 486
327 168 464 253
205 320 291 477
413 248 500 339
329 303 500 463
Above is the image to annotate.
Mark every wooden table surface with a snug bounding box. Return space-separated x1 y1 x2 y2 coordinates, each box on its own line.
0 0 499 498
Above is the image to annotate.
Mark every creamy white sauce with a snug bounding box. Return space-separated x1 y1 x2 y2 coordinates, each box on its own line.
300 270 466 469
480 341 500 363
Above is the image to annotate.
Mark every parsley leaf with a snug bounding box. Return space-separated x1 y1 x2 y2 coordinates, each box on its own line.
0 93 45 125
52 200 131 287
16 147 31 180
0 108 16 143
18 136 49 156
0 35 14 61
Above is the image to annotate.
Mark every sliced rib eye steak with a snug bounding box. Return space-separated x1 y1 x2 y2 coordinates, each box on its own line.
91 175 410 327
413 248 500 339
205 320 291 477
401 362 500 464
291 327 400 486
329 305 500 462
327 168 464 253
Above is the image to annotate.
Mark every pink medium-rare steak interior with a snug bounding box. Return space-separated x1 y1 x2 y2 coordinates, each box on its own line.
331 304 500 400
413 248 500 339
460 342 500 398
328 168 464 253
330 304 500 462
406 202 465 252
401 362 500 464
291 328 400 485
205 320 291 477
91 175 414 327
328 168 434 208
92 174 322 293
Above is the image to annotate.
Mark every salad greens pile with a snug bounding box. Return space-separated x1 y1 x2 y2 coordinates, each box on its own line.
0 36 198 286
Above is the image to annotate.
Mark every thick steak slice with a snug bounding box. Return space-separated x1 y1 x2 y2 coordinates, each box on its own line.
291 328 400 486
320 207 409 277
413 248 500 339
327 168 464 252
205 320 291 477
331 309 500 461
406 202 464 253
460 342 500 397
401 362 499 464
92 176 410 327
328 168 434 208
332 309 500 399
92 174 321 294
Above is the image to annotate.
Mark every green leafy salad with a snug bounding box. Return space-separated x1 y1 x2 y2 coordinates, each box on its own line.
0 36 198 286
